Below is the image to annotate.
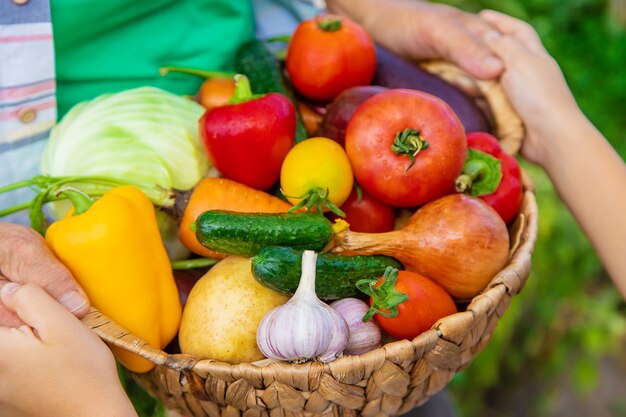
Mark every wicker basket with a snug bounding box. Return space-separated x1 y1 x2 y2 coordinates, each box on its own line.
82 61 538 417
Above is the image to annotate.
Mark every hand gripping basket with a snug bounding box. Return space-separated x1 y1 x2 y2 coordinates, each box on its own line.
82 61 538 417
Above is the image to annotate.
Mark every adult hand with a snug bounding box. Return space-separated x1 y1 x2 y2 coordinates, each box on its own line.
0 222 90 327
327 0 504 79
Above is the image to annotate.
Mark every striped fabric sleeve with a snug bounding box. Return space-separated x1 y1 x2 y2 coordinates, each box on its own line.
0 0 57 225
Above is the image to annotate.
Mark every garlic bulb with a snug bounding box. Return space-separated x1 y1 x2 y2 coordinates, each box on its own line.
256 250 349 363
331 298 382 355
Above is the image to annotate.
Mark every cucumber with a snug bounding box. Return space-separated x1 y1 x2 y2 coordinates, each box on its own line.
194 211 333 257
252 246 403 300
235 39 308 143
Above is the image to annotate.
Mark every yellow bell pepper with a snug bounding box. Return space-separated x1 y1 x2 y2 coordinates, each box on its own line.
45 186 182 373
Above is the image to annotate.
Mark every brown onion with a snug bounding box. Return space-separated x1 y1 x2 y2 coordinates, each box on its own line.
327 194 510 300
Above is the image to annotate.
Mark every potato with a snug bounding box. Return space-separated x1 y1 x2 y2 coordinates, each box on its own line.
178 256 289 363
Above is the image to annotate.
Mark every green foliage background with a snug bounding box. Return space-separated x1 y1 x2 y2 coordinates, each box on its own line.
124 1 626 416
435 0 626 415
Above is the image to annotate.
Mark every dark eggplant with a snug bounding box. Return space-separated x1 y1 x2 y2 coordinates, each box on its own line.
373 46 491 132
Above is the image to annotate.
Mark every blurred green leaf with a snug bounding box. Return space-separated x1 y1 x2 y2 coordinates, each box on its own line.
572 357 599 392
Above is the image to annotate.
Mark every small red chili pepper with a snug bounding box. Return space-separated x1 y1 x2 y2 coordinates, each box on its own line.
199 75 296 191
455 132 523 224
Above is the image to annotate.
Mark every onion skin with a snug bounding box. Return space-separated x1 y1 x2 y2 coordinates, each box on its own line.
327 194 509 300
319 85 387 146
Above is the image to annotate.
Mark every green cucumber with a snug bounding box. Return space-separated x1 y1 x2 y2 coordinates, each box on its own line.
194 211 333 257
252 246 403 300
234 39 308 143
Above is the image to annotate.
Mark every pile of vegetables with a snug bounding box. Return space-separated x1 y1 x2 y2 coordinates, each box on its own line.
0 14 525 368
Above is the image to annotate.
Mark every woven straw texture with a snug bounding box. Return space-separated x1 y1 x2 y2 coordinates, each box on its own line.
82 61 537 417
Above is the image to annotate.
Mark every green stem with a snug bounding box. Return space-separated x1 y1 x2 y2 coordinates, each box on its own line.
317 15 343 32
274 49 287 62
355 183 363 203
56 187 94 215
227 74 262 105
171 258 219 270
0 201 31 217
357 267 408 322
159 67 235 80
391 128 429 174
455 160 484 193
265 34 292 43
38 175 174 208
455 149 502 196
0 178 38 194
286 187 346 217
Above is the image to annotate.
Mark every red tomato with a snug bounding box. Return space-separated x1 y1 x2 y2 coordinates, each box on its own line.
328 188 395 233
346 89 467 207
286 15 376 102
371 270 457 340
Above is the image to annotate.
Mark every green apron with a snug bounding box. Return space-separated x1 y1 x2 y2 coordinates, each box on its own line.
51 0 254 118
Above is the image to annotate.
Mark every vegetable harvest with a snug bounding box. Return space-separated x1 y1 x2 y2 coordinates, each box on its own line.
328 194 510 300
45 186 182 373
0 11 531 375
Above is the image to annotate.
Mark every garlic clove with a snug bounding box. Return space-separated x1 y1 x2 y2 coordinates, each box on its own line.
317 305 350 362
330 298 381 356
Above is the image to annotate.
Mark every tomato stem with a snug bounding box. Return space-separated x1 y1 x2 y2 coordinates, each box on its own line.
391 128 429 174
357 267 408 322
316 15 343 32
285 187 346 217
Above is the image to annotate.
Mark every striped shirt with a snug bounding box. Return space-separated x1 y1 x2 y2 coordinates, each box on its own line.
0 0 56 224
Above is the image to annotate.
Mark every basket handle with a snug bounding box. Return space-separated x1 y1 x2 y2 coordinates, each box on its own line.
420 60 525 155
81 308 177 368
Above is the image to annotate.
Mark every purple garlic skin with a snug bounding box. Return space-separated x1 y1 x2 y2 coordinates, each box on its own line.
331 298 382 355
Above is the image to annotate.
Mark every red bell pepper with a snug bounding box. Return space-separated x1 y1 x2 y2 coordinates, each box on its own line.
455 132 523 224
199 75 296 191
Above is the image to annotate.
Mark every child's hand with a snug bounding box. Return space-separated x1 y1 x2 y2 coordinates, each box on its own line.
479 10 582 166
0 283 137 417
481 10 626 295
